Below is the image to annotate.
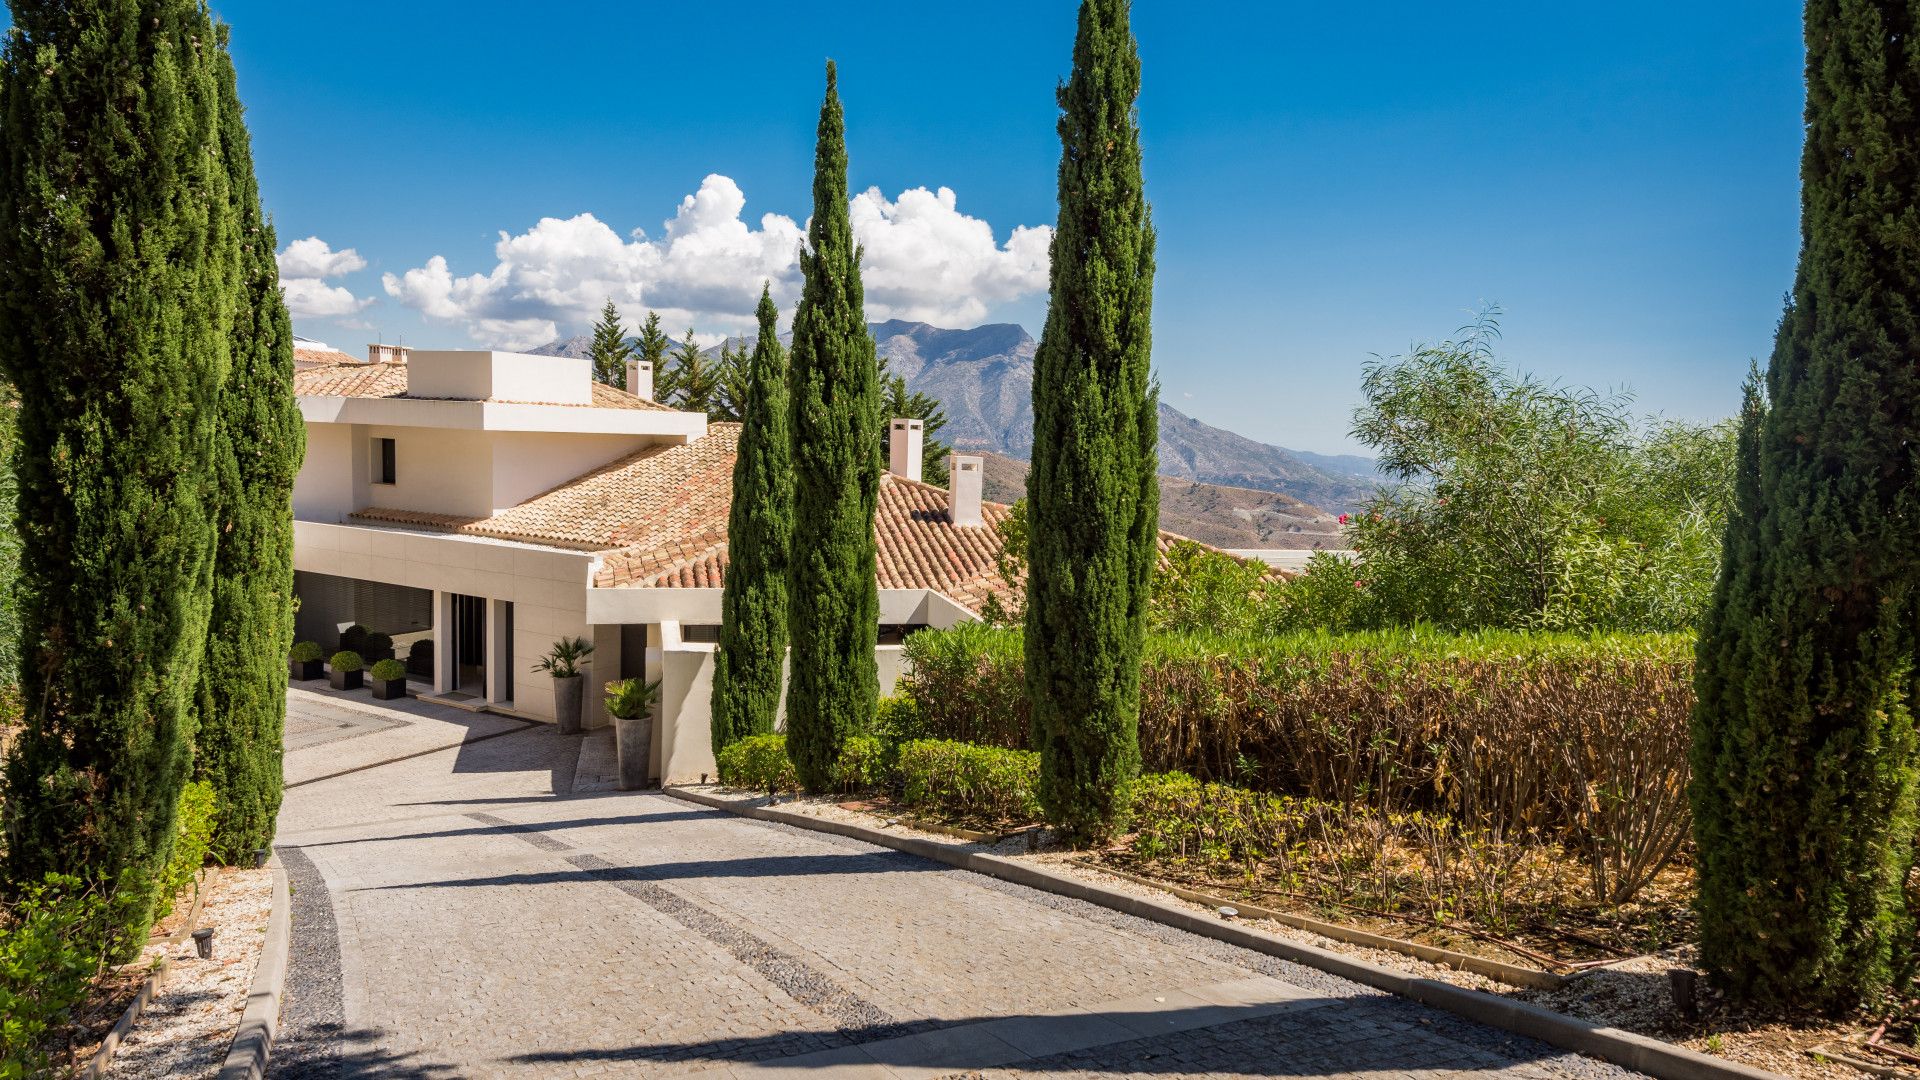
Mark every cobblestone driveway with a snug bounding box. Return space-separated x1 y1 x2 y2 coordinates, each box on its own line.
273 691 1641 1080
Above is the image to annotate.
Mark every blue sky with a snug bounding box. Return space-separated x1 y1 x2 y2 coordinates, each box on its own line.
4 2 1804 454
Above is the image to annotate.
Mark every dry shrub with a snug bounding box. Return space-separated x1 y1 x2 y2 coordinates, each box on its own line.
901 625 1695 905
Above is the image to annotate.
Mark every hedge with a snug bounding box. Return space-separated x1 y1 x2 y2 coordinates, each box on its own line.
0 874 112 1078
896 739 1041 823
900 625 1694 902
716 734 796 794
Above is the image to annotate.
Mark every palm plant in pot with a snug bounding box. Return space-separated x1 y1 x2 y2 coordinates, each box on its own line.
289 641 324 681
604 678 662 790
329 650 365 691
369 658 408 700
535 637 594 734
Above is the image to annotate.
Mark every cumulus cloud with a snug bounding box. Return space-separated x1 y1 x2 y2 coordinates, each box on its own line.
381 174 1050 350
277 237 373 320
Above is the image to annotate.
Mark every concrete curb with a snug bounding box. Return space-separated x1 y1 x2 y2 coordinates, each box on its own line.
217 856 291 1080
664 786 1786 1080
80 957 168 1080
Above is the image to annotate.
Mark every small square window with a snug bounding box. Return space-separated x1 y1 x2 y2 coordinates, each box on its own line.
372 438 396 485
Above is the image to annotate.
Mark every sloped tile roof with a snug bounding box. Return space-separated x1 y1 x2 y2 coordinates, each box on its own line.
291 359 672 411
293 345 362 369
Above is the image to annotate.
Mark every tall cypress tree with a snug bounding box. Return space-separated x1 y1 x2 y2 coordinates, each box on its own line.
588 299 633 386
1691 0 1920 1012
0 0 234 944
1025 0 1158 840
195 23 304 860
785 61 882 790
712 285 792 753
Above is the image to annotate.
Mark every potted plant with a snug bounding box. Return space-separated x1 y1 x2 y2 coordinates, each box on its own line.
534 637 593 734
369 658 408 700
406 638 434 679
604 678 662 790
339 624 370 656
289 641 324 681
329 650 365 691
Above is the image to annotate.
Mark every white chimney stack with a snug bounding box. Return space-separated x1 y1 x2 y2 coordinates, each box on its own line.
626 359 654 401
367 343 409 365
888 418 924 483
949 454 985 528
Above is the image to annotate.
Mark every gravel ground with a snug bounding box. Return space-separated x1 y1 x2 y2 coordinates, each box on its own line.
701 786 1882 1080
272 844 347 1079
105 867 274 1079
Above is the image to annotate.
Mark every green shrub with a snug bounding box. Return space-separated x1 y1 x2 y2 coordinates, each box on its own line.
896 740 1041 823
369 659 406 681
898 623 1695 902
364 631 394 655
832 735 886 793
0 873 113 1078
897 622 1028 750
604 678 661 721
339 624 369 653
715 734 797 794
288 640 322 663
329 650 363 674
154 781 214 922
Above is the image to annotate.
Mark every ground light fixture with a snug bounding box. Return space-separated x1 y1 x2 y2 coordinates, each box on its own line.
1217 906 1239 920
192 927 215 959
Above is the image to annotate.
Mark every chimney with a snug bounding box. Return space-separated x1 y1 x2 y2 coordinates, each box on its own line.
949 454 985 528
367 343 409 365
888 418 924 483
626 359 654 401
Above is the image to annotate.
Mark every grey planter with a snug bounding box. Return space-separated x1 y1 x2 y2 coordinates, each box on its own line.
553 674 585 734
614 712 653 790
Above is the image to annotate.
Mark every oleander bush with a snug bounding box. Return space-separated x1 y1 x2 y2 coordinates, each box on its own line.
900 624 1694 903
716 733 797 794
0 873 114 1078
896 739 1041 823
370 659 406 681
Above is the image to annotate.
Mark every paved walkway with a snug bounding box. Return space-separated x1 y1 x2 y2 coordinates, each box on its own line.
273 688 1639 1080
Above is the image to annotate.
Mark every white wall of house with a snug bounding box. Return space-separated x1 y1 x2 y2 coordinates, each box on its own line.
409 350 593 405
363 424 495 517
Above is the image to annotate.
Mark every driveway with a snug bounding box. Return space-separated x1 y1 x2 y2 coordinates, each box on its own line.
272 687 1638 1079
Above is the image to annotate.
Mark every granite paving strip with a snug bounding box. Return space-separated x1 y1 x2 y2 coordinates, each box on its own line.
275 691 1647 1079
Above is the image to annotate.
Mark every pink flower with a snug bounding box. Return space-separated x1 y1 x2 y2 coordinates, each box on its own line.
1337 513 1350 525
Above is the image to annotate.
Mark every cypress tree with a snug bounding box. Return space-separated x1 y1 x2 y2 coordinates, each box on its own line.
194 23 304 859
785 61 882 790
0 0 235 943
1691 0 1920 1012
588 299 633 386
1024 0 1158 840
712 285 792 753
634 310 670 385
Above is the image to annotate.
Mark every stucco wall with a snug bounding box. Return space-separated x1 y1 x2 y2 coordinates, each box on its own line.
293 422 355 522
363 424 495 518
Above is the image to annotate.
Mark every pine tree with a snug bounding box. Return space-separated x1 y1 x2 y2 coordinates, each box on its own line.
713 338 751 423
194 22 304 861
785 61 882 790
588 299 633 386
634 310 671 388
880 373 951 485
0 0 235 944
712 285 792 754
1690 1 1920 1012
658 329 719 415
1024 0 1158 841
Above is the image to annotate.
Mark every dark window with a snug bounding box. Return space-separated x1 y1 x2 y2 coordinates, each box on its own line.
373 438 396 484
680 624 722 644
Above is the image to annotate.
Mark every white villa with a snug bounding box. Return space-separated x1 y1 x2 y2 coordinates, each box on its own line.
289 342 1015 784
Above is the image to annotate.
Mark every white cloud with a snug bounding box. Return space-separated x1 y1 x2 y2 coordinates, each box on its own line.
381 173 1051 350
277 236 373 320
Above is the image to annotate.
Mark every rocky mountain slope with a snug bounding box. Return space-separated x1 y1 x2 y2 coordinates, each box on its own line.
534 319 1380 514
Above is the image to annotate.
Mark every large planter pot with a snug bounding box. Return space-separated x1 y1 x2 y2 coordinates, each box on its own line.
290 658 323 681
614 712 653 790
553 674 584 735
370 676 407 701
329 667 363 691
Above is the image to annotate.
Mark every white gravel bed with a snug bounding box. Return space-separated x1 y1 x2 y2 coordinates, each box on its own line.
107 866 274 1080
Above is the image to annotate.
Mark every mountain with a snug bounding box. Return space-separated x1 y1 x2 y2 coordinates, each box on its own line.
976 451 1342 550
532 319 1381 513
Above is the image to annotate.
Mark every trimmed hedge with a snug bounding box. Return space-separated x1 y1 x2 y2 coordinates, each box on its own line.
155 780 215 921
716 734 797 794
329 650 364 674
900 625 1694 902
832 735 885 793
370 659 407 681
288 641 322 663
896 739 1040 823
